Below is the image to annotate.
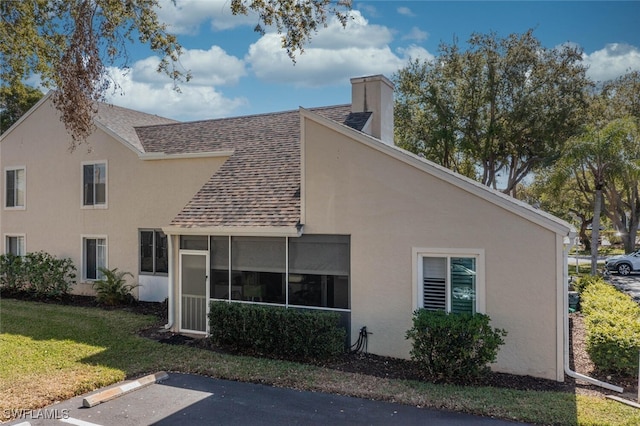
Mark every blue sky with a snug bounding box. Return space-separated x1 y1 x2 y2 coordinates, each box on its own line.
101 1 640 122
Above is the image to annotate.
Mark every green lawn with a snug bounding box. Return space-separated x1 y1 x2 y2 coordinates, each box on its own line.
0 299 638 425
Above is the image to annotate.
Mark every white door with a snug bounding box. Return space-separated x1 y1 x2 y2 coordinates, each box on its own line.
180 251 209 333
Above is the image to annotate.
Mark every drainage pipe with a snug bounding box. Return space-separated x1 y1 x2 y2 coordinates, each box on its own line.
164 234 174 330
563 235 623 393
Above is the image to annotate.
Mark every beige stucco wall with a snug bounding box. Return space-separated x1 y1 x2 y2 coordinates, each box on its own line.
0 99 226 299
302 116 563 380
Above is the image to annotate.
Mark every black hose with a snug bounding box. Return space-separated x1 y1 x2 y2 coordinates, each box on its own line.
349 326 368 354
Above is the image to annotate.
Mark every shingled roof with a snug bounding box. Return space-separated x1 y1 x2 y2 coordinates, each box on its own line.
95 103 177 151
134 105 366 230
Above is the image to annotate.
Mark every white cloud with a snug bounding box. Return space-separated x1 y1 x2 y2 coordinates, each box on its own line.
130 46 246 86
396 45 434 63
308 11 394 49
397 7 415 17
583 43 640 83
155 0 255 34
103 46 248 121
245 11 428 87
402 27 428 42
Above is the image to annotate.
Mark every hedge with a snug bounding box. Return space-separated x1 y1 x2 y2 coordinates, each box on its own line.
0 252 76 299
208 301 346 360
580 279 640 376
405 309 507 381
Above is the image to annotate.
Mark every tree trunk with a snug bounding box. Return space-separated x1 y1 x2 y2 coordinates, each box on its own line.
580 220 591 252
625 223 639 253
590 189 602 275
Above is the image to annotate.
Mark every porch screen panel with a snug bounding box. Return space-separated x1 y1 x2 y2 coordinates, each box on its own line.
288 235 350 309
422 257 446 311
231 237 285 304
210 236 230 299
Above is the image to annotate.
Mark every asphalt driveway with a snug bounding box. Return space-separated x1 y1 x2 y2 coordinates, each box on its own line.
7 373 528 426
606 273 640 302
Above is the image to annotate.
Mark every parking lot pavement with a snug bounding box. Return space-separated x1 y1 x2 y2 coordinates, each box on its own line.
5 373 529 426
607 274 640 302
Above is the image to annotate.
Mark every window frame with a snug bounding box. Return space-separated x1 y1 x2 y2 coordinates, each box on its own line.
139 229 168 276
82 235 108 281
4 166 26 210
412 247 485 314
4 234 26 256
81 161 108 209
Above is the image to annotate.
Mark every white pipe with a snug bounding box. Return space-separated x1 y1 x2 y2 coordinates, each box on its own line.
164 234 174 330
563 234 624 393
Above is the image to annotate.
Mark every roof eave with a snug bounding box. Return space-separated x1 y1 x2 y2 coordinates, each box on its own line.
162 225 302 238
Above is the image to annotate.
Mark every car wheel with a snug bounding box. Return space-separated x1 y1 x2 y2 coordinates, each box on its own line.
617 263 632 276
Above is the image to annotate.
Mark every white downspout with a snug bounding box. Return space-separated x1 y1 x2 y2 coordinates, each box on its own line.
164 234 175 330
563 232 624 393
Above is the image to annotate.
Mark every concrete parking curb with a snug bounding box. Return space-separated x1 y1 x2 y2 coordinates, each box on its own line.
82 371 169 408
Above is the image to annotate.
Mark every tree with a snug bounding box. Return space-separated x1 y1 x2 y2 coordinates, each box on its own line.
602 119 640 253
584 71 640 253
550 118 640 273
601 70 640 122
0 0 351 149
0 85 44 134
526 172 595 252
394 30 591 195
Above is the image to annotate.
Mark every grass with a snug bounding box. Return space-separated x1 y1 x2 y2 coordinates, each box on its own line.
1 299 639 425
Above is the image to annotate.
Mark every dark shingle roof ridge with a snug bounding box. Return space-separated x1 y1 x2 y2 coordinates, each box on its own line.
133 103 352 131
96 102 178 125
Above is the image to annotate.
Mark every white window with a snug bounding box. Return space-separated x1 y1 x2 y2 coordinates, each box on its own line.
414 248 485 315
82 162 107 207
83 236 107 280
5 235 25 256
5 167 25 209
140 229 168 274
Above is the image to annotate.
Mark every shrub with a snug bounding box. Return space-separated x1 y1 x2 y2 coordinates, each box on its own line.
0 253 26 291
23 251 77 299
92 267 139 306
581 281 640 376
0 251 76 299
572 275 603 294
406 309 507 381
208 301 346 360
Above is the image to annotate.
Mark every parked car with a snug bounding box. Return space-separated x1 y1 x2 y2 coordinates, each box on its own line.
604 250 640 275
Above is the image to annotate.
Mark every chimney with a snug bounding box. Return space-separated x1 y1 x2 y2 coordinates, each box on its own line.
350 74 395 145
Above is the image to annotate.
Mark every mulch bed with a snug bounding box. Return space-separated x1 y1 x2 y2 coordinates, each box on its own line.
3 292 637 399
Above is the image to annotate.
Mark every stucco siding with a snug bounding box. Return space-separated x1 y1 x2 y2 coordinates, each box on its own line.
0 99 226 299
302 117 561 380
